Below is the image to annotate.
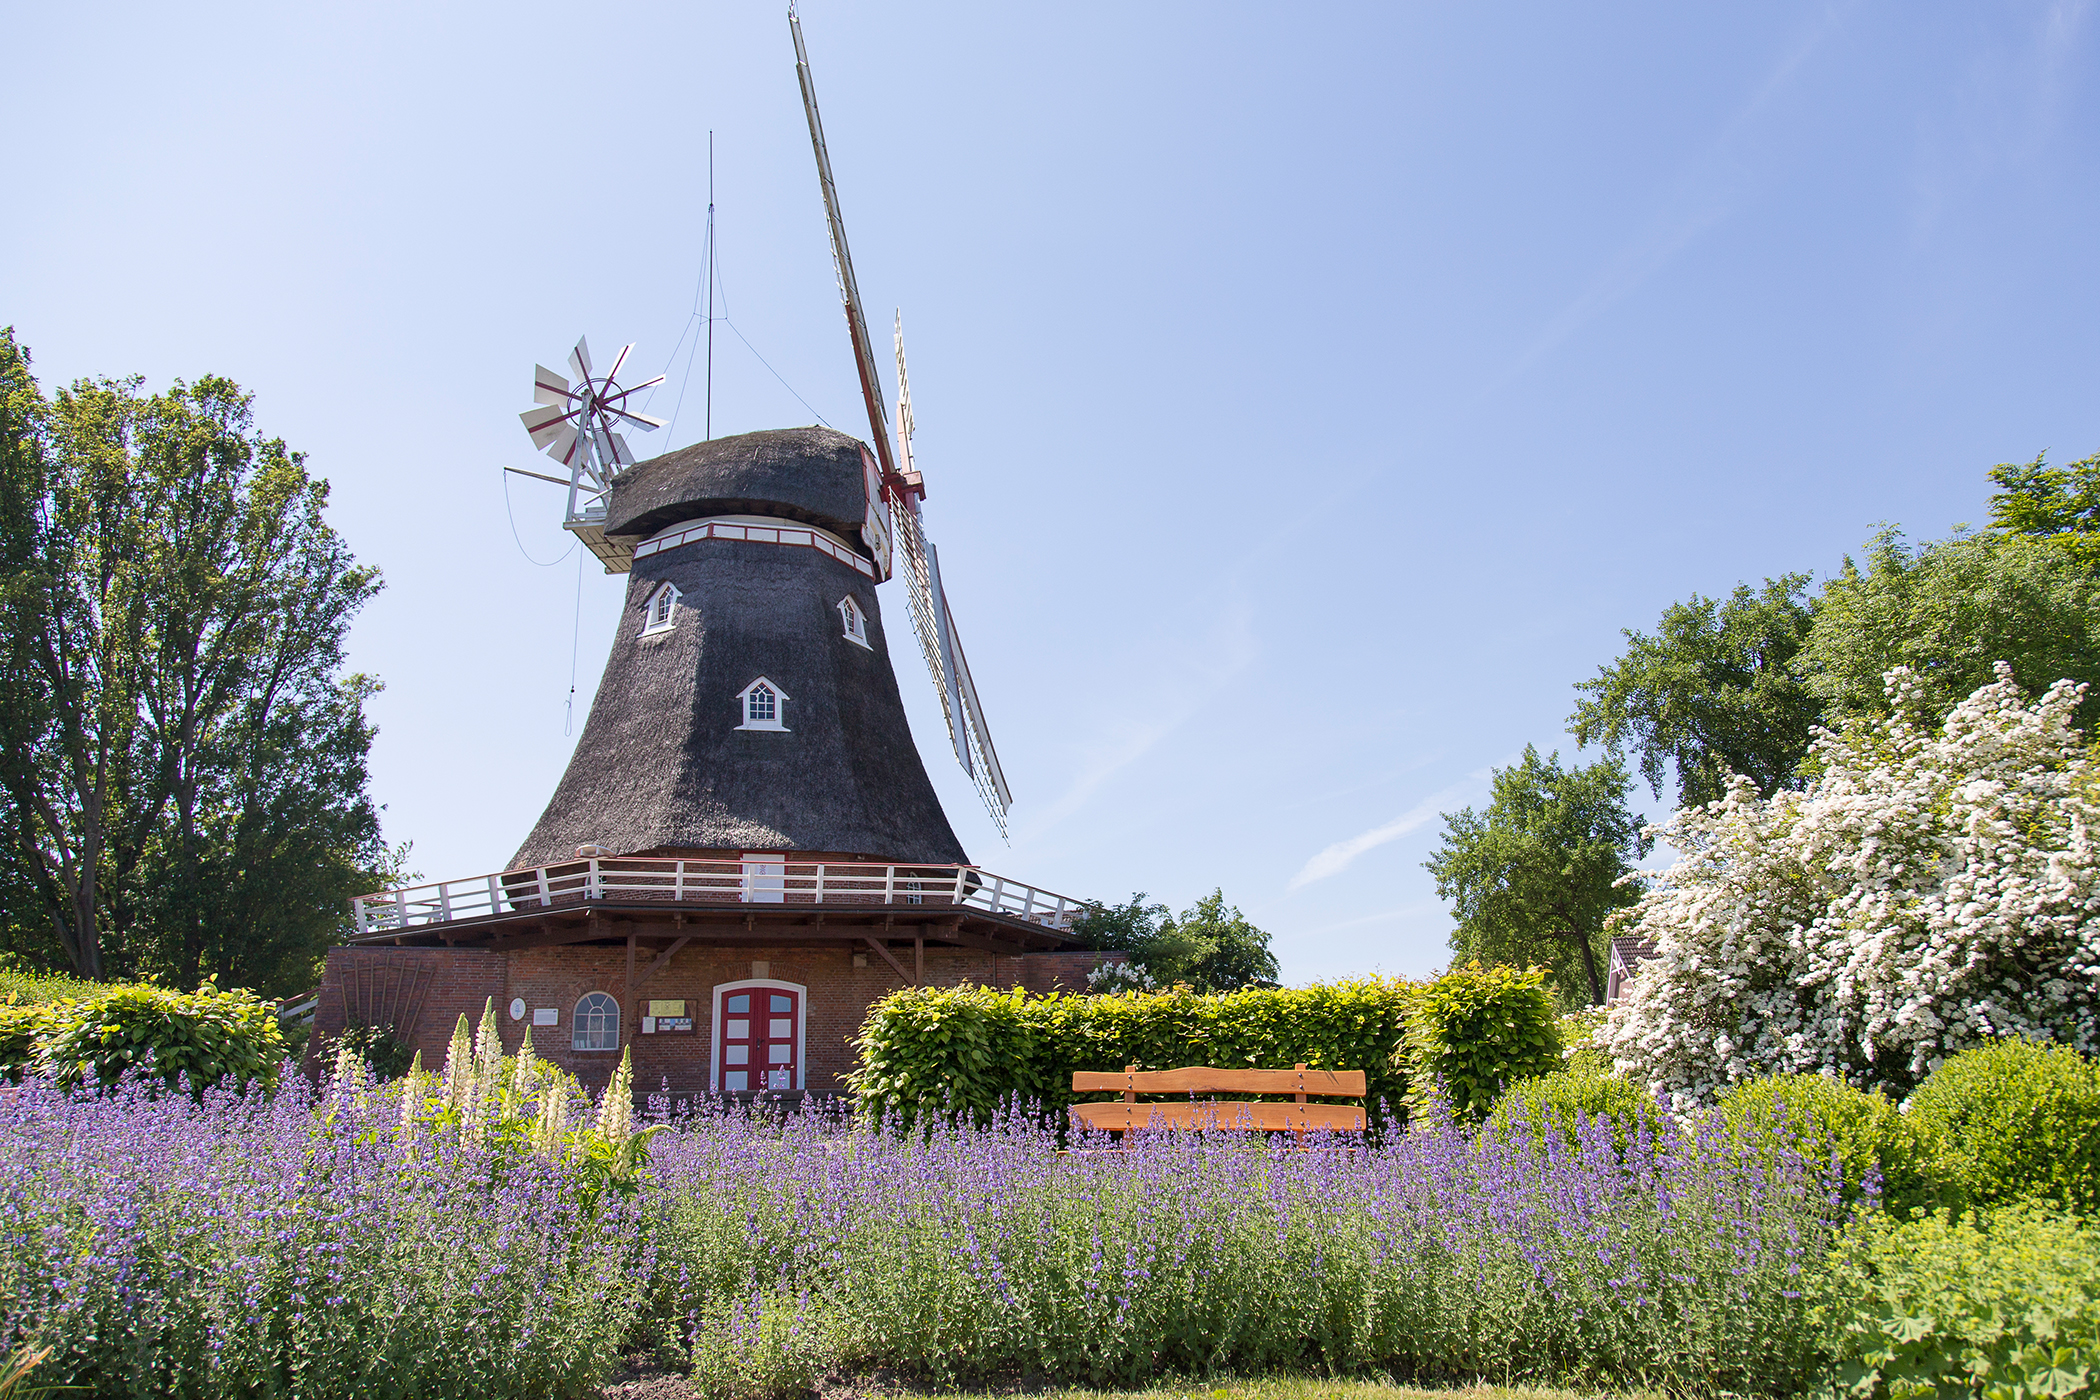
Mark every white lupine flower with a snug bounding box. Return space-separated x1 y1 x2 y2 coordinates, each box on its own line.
1604 665 2100 1103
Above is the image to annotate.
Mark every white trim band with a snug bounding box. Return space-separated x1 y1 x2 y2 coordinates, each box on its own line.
635 514 877 579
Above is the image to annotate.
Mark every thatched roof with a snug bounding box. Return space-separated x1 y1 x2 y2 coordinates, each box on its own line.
511 427 968 869
607 427 874 550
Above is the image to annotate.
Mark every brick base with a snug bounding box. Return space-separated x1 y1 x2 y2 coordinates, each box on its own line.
311 942 1115 1095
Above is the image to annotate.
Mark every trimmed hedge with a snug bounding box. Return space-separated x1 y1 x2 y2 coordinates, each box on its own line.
10 984 285 1094
1402 961 1562 1119
1907 1037 2100 1214
849 978 1419 1130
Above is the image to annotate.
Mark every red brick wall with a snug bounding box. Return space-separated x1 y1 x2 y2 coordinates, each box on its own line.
310 946 507 1071
314 941 1115 1094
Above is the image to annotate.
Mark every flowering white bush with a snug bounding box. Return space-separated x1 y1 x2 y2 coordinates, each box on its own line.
1603 664 2100 1102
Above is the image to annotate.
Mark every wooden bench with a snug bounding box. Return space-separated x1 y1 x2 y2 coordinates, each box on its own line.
1070 1063 1368 1136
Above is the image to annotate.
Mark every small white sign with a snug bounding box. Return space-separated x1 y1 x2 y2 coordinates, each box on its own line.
532 1008 558 1027
641 1016 657 1035
508 998 526 1022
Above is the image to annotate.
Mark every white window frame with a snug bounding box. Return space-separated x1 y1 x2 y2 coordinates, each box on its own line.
708 978 808 1093
642 581 681 636
572 990 622 1052
735 677 790 732
837 594 872 650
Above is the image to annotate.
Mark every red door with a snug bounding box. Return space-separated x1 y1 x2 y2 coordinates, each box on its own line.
719 986 800 1092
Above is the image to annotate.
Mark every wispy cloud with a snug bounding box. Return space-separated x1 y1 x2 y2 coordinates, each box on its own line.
1286 773 1485 891
1021 599 1258 838
1471 3 1851 406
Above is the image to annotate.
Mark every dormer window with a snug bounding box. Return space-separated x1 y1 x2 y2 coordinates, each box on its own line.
735 677 790 732
642 581 680 636
837 594 871 649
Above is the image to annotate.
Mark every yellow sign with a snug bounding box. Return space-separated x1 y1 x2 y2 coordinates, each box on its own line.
647 1000 687 1018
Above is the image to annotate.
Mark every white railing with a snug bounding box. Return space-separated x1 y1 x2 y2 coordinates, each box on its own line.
350 857 1083 938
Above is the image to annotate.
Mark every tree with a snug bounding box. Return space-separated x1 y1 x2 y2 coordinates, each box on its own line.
1988 451 2100 568
1602 665 2100 1102
1070 888 1279 992
1794 527 2100 735
0 330 386 992
1568 575 1821 807
1424 747 1650 1007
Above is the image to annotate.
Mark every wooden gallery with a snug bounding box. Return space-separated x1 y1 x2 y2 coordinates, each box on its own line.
314 425 1106 1097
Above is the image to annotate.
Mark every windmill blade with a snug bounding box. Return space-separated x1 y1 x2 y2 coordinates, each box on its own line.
568 337 594 384
521 403 579 451
947 618 1013 826
532 365 574 408
602 341 634 385
789 3 900 483
923 541 969 773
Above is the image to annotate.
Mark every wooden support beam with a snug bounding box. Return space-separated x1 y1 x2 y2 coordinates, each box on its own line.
637 935 691 987
914 935 923 983
863 937 914 985
624 927 637 1046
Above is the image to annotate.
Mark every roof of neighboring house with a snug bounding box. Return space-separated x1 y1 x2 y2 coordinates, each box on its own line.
1610 935 1660 972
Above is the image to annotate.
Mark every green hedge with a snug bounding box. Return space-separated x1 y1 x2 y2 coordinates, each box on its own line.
6 983 285 1094
1906 1037 2100 1214
849 978 1419 1130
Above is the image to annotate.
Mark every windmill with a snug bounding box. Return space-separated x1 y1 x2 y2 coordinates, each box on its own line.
790 3 1013 837
517 337 666 571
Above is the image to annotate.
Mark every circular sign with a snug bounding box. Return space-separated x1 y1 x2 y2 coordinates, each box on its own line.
508 997 526 1022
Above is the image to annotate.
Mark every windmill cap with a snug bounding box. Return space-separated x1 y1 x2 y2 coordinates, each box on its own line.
606 426 875 549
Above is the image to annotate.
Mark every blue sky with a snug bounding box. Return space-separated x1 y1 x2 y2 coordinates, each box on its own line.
5 2 2096 983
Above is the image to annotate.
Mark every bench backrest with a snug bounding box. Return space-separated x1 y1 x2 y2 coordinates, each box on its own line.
1070 1063 1368 1133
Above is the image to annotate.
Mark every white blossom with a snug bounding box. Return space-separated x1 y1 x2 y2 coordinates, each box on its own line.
1602 664 2100 1102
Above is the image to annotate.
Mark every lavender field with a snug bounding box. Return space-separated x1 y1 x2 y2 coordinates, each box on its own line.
0 1067 1854 1400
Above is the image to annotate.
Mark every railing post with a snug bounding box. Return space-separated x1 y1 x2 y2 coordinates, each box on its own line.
536 866 551 909
437 884 453 922
588 858 601 900
395 887 409 929
487 875 503 917
884 865 897 905
1020 884 1036 919
353 898 367 935
815 864 826 902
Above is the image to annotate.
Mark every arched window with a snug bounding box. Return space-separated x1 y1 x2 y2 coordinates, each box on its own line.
642 581 680 636
572 991 620 1051
837 595 871 649
735 677 790 731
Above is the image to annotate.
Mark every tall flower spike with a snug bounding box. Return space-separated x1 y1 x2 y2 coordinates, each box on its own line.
443 1013 472 1113
595 1046 634 1143
532 1075 570 1158
510 1023 537 1103
473 996 504 1116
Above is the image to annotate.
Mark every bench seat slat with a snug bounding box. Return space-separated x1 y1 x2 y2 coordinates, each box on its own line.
1071 1101 1366 1132
1069 1066 1367 1096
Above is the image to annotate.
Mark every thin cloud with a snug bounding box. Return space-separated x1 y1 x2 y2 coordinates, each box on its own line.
1287 774 1484 891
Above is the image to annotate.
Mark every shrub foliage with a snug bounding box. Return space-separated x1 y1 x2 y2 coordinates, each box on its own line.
25 983 285 1093
1402 961 1562 1119
1716 1072 1930 1213
1906 1037 2100 1215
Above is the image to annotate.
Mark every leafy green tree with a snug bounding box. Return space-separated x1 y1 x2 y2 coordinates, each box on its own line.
1794 527 2100 734
1988 451 2100 568
1070 888 1279 992
0 330 386 992
1568 575 1821 806
1424 747 1650 1007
